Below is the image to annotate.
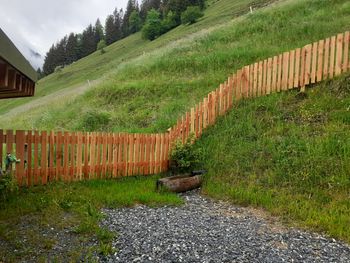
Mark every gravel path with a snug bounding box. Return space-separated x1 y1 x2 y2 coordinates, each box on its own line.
100 191 350 263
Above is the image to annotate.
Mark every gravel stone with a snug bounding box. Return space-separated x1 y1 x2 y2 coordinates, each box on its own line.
99 190 350 263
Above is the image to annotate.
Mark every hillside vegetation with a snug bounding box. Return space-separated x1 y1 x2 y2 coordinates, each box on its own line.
1 0 349 133
196 74 350 242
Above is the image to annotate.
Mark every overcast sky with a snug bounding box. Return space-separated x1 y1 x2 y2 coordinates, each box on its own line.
0 0 129 69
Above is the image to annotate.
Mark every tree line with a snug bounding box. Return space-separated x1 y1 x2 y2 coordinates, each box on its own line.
41 0 205 77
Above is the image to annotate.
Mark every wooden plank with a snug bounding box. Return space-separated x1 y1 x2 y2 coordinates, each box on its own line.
311 42 318 83
135 134 141 175
102 133 108 177
271 56 278 93
282 52 289 90
317 40 324 82
63 132 69 181
262 60 267 96
203 98 208 129
195 104 199 137
41 131 48 185
95 134 101 178
266 58 272 94
127 134 133 176
191 107 195 134
77 132 83 181
149 134 155 175
304 44 312 87
227 76 233 108
329 36 336 78
139 134 145 175
107 133 112 177
248 64 253 98
15 130 25 186
113 134 119 177
253 62 258 97
48 131 55 181
323 38 330 79
236 69 242 100
288 50 295 89
70 132 76 181
242 66 250 98
343 31 349 72
300 46 306 88
33 131 39 185
145 134 151 175
294 48 301 87
83 133 89 179
276 54 283 92
335 33 343 76
258 61 263 96
155 134 161 174
26 131 32 186
123 134 128 176
159 134 164 173
90 133 96 178
198 102 203 137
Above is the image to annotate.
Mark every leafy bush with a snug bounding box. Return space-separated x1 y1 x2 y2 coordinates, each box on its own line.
181 6 204 25
142 9 162 41
0 172 18 201
97 40 107 54
170 134 202 174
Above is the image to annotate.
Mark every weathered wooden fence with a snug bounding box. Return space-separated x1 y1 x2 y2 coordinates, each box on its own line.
1 31 349 187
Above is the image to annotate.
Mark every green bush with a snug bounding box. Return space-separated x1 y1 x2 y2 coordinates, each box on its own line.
97 40 107 54
0 172 18 201
142 9 162 41
181 6 204 25
170 134 202 174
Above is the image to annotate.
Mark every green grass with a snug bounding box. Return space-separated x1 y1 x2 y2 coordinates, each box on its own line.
2 0 349 133
0 176 182 262
195 74 350 243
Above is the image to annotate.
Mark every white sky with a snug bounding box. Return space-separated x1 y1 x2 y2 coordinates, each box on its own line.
0 0 129 69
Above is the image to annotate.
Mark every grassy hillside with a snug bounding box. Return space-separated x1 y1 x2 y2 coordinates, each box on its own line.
1 0 350 133
195 74 350 242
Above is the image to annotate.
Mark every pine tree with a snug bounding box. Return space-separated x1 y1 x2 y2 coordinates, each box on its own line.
81 24 96 57
114 8 124 41
65 33 78 64
105 15 117 45
122 0 138 36
129 10 142 33
94 19 104 47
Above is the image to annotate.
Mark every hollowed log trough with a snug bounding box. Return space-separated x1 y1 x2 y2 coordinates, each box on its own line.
157 171 206 193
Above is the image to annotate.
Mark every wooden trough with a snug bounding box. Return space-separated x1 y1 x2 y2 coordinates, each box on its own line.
157 171 205 193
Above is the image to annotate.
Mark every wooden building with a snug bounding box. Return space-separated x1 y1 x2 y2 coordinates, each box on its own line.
0 28 37 99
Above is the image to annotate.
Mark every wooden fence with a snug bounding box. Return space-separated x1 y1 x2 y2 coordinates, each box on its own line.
0 131 169 186
1 31 349 187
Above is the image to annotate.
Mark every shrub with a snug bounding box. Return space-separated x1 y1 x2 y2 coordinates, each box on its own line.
0 172 18 202
169 134 202 174
181 6 204 25
97 40 107 54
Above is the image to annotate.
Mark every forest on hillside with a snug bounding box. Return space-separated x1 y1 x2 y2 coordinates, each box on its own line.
41 0 205 77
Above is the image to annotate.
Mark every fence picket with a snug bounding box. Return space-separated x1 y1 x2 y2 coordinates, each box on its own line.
294 48 301 87
15 130 25 186
311 42 318 83
317 40 324 82
288 50 295 89
27 131 32 186
335 33 343 76
41 131 48 185
282 52 289 91
329 36 336 78
343 31 349 72
266 58 272 94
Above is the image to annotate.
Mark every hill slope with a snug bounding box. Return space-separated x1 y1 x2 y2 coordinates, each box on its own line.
195 73 350 242
1 0 350 133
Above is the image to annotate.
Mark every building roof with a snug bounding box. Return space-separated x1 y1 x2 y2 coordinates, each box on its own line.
0 28 37 82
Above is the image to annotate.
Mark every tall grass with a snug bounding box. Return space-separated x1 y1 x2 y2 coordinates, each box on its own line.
2 0 350 132
195 74 350 242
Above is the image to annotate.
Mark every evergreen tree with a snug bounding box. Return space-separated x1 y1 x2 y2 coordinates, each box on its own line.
81 24 97 57
65 33 78 64
114 8 124 41
105 15 116 45
94 19 104 47
122 0 138 36
129 10 142 33
140 0 161 21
